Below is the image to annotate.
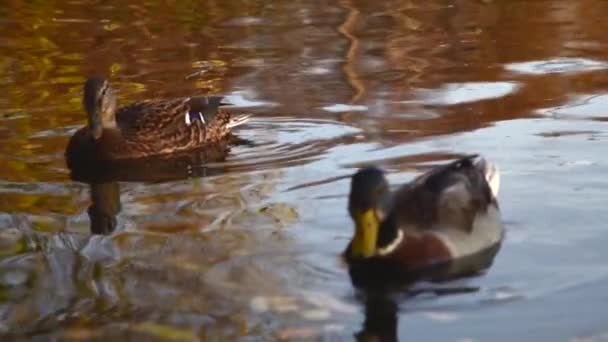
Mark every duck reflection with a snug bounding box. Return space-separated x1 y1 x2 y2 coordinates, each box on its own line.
88 182 120 235
355 282 483 342
356 294 399 342
68 138 240 183
352 243 500 341
69 140 243 235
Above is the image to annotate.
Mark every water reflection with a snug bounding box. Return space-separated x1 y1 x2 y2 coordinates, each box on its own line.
356 295 399 342
504 57 608 75
88 182 120 235
72 145 235 235
355 282 484 342
346 236 502 340
4 143 308 339
68 141 233 183
417 82 521 106
2 0 608 339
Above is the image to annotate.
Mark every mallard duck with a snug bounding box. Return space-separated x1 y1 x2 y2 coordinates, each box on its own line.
65 77 251 165
344 155 503 288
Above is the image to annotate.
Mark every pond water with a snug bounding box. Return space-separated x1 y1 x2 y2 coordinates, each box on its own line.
1 0 608 340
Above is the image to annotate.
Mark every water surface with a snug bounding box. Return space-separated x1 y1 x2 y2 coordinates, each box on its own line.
1 0 608 340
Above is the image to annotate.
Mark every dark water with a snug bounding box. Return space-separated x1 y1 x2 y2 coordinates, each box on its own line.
1 0 608 340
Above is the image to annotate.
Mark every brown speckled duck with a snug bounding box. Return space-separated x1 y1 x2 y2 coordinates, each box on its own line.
344 155 504 288
66 77 250 166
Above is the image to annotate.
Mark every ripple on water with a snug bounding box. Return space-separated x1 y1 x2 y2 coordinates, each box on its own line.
220 117 361 172
221 16 266 27
321 104 368 112
224 90 279 108
416 82 521 106
536 94 608 121
504 57 608 75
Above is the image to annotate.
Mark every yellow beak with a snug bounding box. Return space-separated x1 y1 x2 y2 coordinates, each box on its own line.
351 209 379 258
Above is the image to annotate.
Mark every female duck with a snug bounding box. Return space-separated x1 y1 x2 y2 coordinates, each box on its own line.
66 77 250 165
345 155 503 288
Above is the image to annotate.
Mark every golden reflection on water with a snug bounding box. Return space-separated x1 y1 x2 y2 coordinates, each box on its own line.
1 0 608 340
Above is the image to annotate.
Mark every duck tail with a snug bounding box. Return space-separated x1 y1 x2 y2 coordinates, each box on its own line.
227 114 252 129
474 157 500 198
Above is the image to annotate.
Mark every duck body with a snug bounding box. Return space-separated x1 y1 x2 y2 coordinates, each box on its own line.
345 155 503 288
66 77 250 167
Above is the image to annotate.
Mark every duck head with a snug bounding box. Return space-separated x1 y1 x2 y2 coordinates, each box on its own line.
348 167 390 258
83 77 117 140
